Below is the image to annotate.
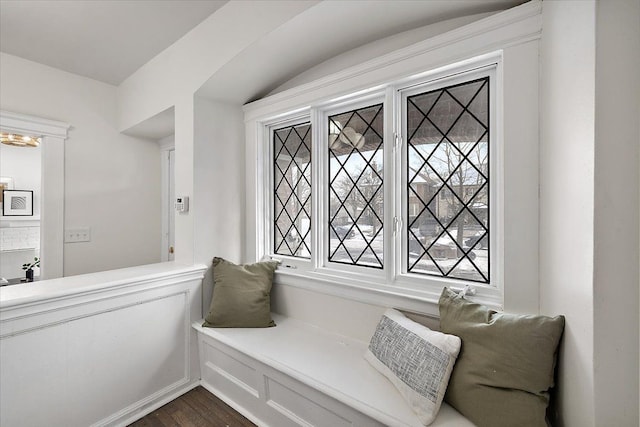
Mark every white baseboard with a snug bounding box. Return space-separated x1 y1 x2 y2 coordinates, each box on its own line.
105 379 200 427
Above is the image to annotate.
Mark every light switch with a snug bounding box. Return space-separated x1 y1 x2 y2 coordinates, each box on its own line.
65 227 91 243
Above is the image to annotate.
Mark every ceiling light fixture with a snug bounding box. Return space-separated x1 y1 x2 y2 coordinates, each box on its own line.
0 132 41 147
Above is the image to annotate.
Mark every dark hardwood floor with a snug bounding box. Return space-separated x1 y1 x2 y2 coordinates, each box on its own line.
129 386 256 427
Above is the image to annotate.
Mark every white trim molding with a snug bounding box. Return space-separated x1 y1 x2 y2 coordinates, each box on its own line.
160 146 175 262
0 110 70 139
0 110 70 279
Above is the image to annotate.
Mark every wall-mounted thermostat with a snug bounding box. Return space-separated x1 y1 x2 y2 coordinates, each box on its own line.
175 196 189 213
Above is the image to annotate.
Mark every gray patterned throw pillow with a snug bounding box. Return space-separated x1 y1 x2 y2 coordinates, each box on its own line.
365 309 461 426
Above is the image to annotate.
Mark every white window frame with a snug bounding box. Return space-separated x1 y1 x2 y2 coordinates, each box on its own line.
317 92 388 276
264 112 312 270
245 1 541 315
394 62 501 302
260 59 502 309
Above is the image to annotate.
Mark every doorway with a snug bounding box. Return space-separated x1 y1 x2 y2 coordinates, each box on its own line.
0 110 68 281
0 139 41 283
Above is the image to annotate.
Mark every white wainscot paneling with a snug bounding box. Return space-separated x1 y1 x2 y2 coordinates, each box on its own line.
265 377 354 427
198 334 382 427
0 262 205 427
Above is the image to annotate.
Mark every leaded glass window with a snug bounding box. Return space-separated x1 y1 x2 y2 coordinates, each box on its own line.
273 123 311 258
328 104 384 268
406 78 489 282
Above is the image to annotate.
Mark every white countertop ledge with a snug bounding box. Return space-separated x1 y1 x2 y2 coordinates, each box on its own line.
0 262 207 310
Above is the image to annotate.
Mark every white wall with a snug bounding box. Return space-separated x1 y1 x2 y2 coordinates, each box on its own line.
193 97 245 313
540 3 596 426
173 95 195 266
0 53 161 276
117 1 317 133
593 0 639 425
116 2 317 272
158 134 174 150
193 97 244 265
540 1 640 426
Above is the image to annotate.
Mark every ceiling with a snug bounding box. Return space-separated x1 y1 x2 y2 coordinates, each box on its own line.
197 0 526 104
1 0 526 139
0 0 227 85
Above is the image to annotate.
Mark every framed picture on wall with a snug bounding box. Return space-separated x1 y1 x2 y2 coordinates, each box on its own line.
2 190 33 216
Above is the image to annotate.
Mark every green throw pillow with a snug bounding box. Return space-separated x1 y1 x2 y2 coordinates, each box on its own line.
203 257 279 328
438 287 564 427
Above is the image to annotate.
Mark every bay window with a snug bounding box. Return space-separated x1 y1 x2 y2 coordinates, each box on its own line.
246 4 542 314
263 60 497 297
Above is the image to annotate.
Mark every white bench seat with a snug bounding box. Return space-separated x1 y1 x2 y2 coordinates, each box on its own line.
193 313 474 427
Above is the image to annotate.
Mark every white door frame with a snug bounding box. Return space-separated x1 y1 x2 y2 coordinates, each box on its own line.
160 140 175 261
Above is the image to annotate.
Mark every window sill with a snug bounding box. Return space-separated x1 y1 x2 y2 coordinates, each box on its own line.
273 267 502 317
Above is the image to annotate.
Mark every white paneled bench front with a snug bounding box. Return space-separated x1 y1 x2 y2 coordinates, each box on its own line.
193 314 474 427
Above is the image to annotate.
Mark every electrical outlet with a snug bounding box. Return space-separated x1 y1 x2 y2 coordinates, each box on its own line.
65 227 91 243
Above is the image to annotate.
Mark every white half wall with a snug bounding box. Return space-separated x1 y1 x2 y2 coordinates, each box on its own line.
0 263 205 427
0 53 162 276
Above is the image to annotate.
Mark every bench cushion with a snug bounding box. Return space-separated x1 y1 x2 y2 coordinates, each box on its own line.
365 309 461 425
193 313 475 427
439 287 564 427
203 257 278 328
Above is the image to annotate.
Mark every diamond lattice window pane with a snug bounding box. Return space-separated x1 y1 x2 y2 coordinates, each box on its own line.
328 104 384 268
273 123 311 258
407 77 490 283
